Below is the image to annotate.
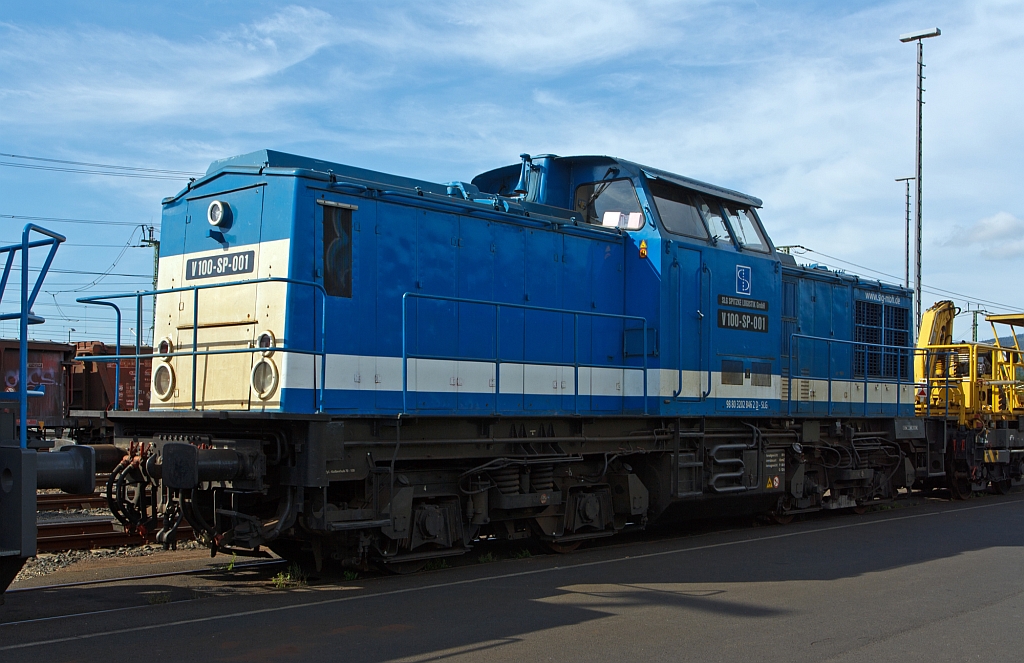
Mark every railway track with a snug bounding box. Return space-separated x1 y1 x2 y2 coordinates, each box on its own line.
36 518 195 552
34 476 196 551
36 474 112 512
36 493 108 511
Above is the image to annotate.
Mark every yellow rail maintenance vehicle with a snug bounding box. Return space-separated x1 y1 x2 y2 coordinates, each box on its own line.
916 301 1024 498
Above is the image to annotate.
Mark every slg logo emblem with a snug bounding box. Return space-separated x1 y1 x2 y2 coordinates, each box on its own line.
736 265 752 295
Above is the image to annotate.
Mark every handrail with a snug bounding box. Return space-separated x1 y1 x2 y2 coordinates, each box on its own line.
80 301 123 410
916 343 1024 422
0 224 66 447
401 292 649 415
786 333 915 417
77 276 328 412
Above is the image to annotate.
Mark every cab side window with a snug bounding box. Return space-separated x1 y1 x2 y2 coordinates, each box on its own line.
648 179 708 240
323 206 352 298
695 196 734 247
574 179 644 230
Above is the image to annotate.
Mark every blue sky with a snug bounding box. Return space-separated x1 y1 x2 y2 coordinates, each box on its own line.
2 0 1022 343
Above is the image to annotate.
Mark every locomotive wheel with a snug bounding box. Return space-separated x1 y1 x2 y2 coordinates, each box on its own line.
992 479 1012 495
543 540 583 554
949 472 972 500
852 505 868 515
769 511 794 525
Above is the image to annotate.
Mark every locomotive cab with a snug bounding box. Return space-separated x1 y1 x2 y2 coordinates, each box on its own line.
474 155 784 415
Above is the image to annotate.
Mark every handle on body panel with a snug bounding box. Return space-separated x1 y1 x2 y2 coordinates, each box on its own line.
672 261 712 401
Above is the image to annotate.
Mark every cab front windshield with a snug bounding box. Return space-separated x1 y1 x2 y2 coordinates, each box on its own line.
723 204 768 252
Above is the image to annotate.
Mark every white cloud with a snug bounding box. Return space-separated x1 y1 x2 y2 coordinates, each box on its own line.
0 6 342 132
3 0 1024 343
944 212 1024 259
336 0 695 72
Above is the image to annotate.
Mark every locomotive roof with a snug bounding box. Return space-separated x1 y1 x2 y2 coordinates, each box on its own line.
197 149 449 194
471 154 763 208
169 150 761 210
781 260 913 300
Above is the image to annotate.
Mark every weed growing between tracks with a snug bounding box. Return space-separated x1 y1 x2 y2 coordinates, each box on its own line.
271 563 308 589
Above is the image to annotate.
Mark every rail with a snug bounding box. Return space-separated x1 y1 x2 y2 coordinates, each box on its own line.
0 224 66 447
401 292 650 415
786 333 915 417
34 518 195 552
77 277 329 412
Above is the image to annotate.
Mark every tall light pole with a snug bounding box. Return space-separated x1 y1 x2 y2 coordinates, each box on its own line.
900 27 940 336
895 176 914 289
139 225 160 345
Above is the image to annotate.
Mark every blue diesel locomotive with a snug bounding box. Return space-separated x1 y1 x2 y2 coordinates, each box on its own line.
94 150 927 567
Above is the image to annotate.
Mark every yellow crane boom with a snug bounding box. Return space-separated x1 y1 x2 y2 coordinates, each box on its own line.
915 301 1024 425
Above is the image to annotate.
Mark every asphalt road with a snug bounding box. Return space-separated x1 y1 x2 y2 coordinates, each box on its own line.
3 494 1024 662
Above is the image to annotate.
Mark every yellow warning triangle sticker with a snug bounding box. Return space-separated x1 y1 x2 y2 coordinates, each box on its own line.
766 478 773 488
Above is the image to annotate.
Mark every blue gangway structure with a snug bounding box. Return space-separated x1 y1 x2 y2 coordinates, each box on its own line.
0 224 66 447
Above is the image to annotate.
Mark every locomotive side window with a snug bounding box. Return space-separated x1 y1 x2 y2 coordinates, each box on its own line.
721 359 744 385
695 196 734 247
574 179 643 228
751 362 772 387
647 179 708 240
323 206 353 298
723 205 768 252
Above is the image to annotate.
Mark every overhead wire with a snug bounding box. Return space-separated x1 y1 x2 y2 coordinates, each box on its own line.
789 246 1021 312
47 269 148 277
48 227 140 293
0 238 148 248
2 214 151 228
0 152 202 176
0 152 201 181
0 161 196 180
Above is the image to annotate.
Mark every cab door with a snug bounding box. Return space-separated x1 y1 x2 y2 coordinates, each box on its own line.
314 194 374 412
673 245 705 400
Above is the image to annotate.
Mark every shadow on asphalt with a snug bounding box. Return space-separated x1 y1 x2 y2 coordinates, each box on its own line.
3 491 1023 663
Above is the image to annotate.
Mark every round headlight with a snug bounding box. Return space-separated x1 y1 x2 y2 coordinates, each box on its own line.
256 330 275 356
153 364 175 401
251 359 278 400
207 200 231 227
157 336 173 361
